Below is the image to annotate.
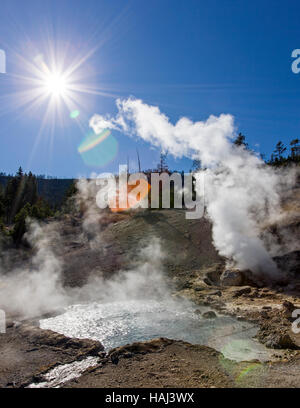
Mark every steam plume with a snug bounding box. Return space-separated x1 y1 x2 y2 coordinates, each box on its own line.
90 98 295 277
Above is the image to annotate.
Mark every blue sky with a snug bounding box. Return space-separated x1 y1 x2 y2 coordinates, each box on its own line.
0 0 300 178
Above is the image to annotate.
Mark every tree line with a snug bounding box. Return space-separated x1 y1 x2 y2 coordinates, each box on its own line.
1 135 299 245
0 167 54 245
233 133 300 166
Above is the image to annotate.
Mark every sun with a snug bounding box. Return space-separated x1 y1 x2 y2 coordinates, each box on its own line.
44 71 69 98
4 44 118 134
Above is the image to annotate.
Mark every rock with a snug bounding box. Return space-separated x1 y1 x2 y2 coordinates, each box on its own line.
109 338 175 359
282 300 295 319
205 268 223 285
19 324 104 355
123 352 134 359
220 270 243 286
181 281 192 289
203 277 212 286
202 311 217 319
110 352 119 365
230 286 252 297
194 309 202 315
208 290 222 297
248 289 259 298
282 300 294 312
265 333 297 349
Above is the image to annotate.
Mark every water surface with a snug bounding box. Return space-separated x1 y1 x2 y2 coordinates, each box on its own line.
40 299 270 362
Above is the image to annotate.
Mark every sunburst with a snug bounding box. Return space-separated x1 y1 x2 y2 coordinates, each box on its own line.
0 41 120 167
0 42 119 128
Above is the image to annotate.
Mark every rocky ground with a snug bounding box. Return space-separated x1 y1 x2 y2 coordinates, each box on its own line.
0 178 299 388
65 338 300 388
0 322 103 388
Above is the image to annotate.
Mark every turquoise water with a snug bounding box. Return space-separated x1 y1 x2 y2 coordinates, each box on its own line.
40 299 270 362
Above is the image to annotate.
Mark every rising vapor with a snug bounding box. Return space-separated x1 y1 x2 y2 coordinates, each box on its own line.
90 98 295 278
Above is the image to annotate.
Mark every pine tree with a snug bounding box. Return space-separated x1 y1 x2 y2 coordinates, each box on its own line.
158 151 169 172
11 203 32 245
4 167 39 222
16 166 23 179
290 139 300 159
191 159 201 172
273 141 287 164
233 133 248 149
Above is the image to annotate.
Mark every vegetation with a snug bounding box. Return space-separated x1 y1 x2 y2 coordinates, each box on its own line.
60 181 78 214
268 139 300 166
233 132 249 149
0 167 55 245
0 134 298 243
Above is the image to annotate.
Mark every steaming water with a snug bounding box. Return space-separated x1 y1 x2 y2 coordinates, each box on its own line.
40 299 270 362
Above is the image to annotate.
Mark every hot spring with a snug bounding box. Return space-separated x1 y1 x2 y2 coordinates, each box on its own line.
40 298 270 362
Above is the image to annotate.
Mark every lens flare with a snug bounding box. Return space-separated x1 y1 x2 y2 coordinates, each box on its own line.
78 129 118 167
78 129 111 153
235 363 264 383
70 110 80 119
218 341 267 386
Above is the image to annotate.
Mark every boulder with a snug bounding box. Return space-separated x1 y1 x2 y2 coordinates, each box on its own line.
220 269 243 286
265 333 297 349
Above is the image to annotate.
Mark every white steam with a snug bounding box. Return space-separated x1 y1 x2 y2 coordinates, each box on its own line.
0 214 167 319
0 221 67 318
76 176 104 249
69 237 168 302
90 97 295 277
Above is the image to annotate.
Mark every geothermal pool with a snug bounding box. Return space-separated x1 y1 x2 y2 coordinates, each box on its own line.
40 299 270 362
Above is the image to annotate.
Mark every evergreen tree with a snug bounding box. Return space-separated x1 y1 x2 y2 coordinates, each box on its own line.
274 141 286 159
4 167 39 222
233 133 248 149
191 159 201 172
157 151 169 172
290 139 300 160
11 203 32 245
